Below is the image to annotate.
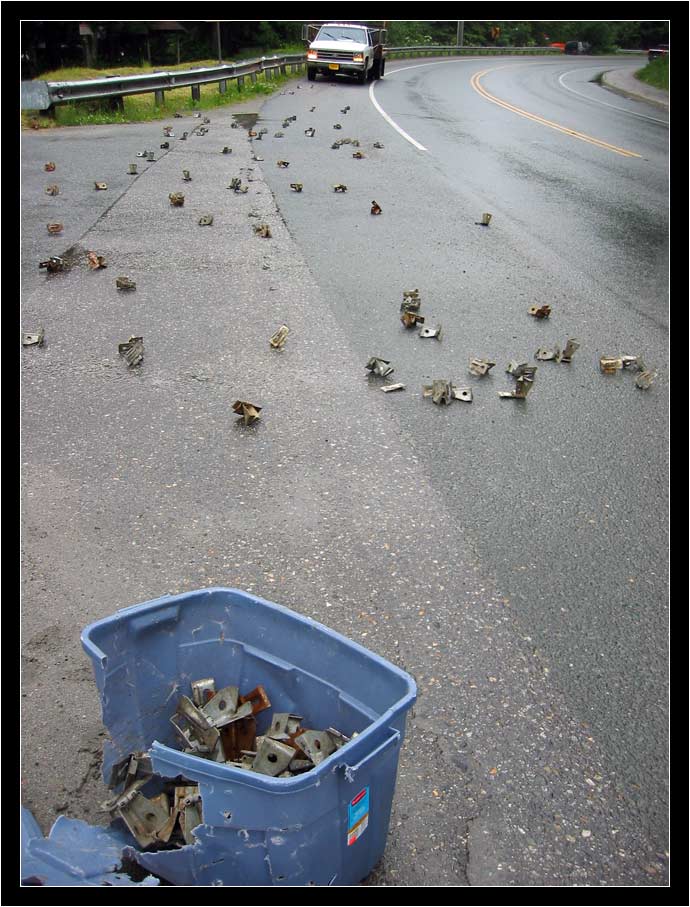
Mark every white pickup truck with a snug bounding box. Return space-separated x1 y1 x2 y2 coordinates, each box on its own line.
303 22 387 84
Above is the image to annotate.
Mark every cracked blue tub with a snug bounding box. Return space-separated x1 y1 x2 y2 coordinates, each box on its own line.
80 587 416 886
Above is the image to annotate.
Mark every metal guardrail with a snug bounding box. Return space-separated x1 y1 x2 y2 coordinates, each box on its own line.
21 45 646 111
21 54 306 111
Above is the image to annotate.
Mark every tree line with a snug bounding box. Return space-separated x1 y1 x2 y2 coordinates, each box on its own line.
21 20 669 78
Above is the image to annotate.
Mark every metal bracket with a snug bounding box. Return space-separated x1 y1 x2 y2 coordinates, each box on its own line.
277 160 290 168
419 324 442 339
304 127 316 137
293 730 336 766
333 184 348 192
366 357 395 378
506 362 537 380
535 346 560 361
475 213 492 226
233 400 262 424
560 338 580 363
87 251 107 269
115 277 136 290
191 678 216 708
39 256 64 272
267 713 303 741
182 170 192 181
381 383 405 393
373 142 384 148
499 375 535 399
528 304 551 318
45 184 60 195
94 182 107 191
371 200 382 215
22 328 45 347
270 325 290 349
44 162 56 172
401 311 424 328
635 369 658 389
198 214 214 226
352 151 365 159
254 224 272 237
252 738 296 776
469 358 495 376
239 685 272 715
47 223 63 234
115 791 172 848
289 183 303 192
200 685 239 726
169 192 184 206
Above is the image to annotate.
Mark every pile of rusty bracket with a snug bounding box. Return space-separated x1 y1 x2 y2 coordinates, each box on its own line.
169 677 352 777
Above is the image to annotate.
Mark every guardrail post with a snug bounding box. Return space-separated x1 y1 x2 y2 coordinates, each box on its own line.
219 79 227 94
154 89 165 106
191 85 201 102
237 75 245 90
250 71 257 84
280 63 287 75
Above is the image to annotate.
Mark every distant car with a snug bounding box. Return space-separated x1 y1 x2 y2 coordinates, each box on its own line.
647 44 669 62
564 41 590 55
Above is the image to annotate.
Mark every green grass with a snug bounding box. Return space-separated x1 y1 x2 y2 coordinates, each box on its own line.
22 56 303 129
635 56 669 91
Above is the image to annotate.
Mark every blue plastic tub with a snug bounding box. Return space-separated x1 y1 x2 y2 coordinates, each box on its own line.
81 587 416 886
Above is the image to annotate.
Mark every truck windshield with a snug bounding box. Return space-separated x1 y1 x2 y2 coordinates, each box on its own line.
317 27 367 43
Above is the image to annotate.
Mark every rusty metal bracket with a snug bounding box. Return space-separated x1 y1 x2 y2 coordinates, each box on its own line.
366 357 394 378
47 223 63 234
44 162 56 171
254 224 272 237
233 400 262 424
469 358 495 376
270 325 289 349
371 200 382 215
239 685 272 715
401 310 424 328
87 251 107 269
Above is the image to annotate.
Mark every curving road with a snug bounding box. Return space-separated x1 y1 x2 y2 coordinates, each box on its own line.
258 56 669 885
21 56 668 887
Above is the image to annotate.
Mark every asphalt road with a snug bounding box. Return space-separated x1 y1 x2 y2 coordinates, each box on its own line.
20 56 669 887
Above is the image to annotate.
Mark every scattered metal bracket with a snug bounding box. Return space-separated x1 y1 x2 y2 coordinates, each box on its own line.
228 177 242 191
419 324 442 339
293 730 336 766
94 182 107 191
560 338 580 363
118 336 143 366
333 123 342 130
475 213 492 226
22 328 45 347
373 142 385 149
535 346 560 361
333 184 348 192
331 142 341 149
635 368 658 389
423 380 471 404
222 146 232 154
469 358 495 376
163 126 174 136
87 251 107 269
169 192 185 206
402 289 420 306
252 738 295 776
528 304 551 318
198 214 214 226
366 357 395 378
45 184 60 195
238 685 272 715
128 163 138 175
116 276 136 290
340 106 350 114
147 151 155 162
254 224 272 237
352 151 365 159
499 375 535 399
44 162 56 171
233 400 262 424
47 222 63 234
277 160 290 168
269 325 289 349
39 256 64 272
506 361 537 380
371 200 382 215
381 383 405 393
160 141 170 149
273 131 284 138
290 183 303 192
401 310 424 328
304 127 316 137
180 132 188 140
182 170 192 181
600 355 641 373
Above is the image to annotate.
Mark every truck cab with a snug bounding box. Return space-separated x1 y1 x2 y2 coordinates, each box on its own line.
303 22 387 83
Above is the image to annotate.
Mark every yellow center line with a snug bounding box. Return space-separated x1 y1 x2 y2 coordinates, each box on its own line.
470 67 642 158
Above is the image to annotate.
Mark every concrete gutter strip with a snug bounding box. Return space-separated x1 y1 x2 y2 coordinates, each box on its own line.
602 64 669 110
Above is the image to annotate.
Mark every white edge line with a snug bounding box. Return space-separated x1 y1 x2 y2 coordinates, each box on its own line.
368 78 427 151
557 69 668 125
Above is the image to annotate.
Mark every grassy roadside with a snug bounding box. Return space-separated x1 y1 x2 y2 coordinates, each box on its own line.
22 54 303 129
635 56 669 91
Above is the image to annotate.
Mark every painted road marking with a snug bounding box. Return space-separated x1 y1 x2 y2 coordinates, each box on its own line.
557 69 669 125
471 67 642 157
368 75 428 151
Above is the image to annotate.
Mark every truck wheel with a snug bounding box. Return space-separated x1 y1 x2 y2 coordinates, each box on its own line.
378 58 385 78
307 67 316 81
357 69 367 84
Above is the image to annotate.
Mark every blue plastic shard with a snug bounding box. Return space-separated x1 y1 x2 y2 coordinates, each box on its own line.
20 808 160 887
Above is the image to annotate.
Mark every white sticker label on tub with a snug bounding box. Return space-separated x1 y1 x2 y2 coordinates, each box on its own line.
347 787 370 846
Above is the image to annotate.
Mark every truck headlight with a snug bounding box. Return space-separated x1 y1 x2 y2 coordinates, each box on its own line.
307 50 318 60
353 53 364 62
